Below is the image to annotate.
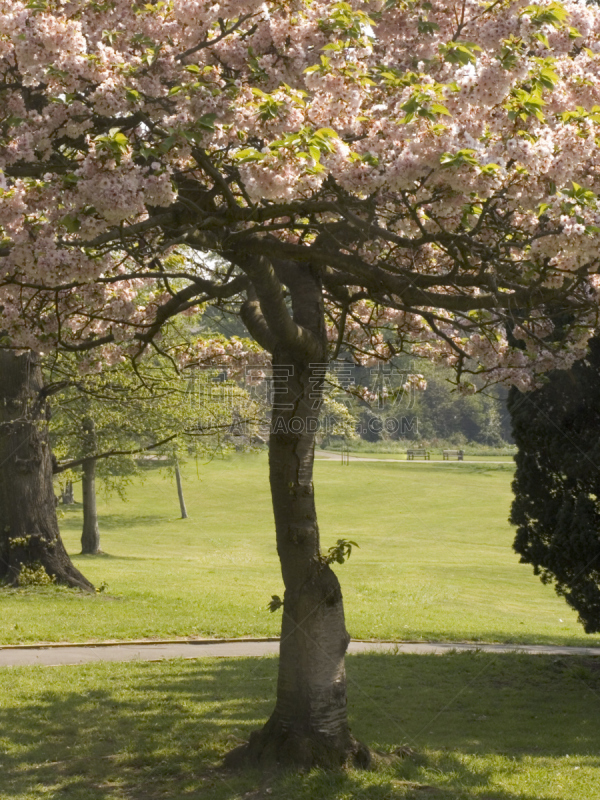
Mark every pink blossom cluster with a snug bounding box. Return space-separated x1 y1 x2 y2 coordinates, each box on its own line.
1 0 600 386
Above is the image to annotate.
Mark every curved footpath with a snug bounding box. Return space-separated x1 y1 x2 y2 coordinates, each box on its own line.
1 638 600 667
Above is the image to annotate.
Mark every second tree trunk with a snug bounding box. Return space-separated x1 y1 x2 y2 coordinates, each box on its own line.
0 350 93 590
175 458 188 519
81 457 101 554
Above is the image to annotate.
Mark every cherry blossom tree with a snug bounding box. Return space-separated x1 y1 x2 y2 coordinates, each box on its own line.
2 0 600 768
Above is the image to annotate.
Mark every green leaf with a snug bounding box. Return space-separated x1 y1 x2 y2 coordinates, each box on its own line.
322 538 360 565
94 129 131 163
522 2 568 28
418 19 440 34
441 41 482 66
440 149 480 169
158 135 177 153
61 173 80 188
314 127 338 138
532 32 550 47
60 214 81 233
198 113 217 131
26 0 48 11
479 163 500 174
401 97 420 114
538 68 558 90
139 144 158 159
4 115 24 128
233 148 264 163
430 102 451 117
102 29 120 45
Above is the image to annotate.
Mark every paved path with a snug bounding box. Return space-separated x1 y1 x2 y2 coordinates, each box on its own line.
315 451 513 465
1 639 599 667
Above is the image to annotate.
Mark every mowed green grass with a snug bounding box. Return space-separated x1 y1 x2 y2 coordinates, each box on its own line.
1 453 599 646
1 652 600 800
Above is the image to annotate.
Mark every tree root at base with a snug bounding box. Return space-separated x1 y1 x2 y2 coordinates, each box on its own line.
223 721 372 772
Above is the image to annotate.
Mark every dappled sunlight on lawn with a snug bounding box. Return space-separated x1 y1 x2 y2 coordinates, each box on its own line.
1 652 599 799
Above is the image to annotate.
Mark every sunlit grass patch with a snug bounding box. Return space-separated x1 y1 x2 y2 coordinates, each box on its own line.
0 453 598 647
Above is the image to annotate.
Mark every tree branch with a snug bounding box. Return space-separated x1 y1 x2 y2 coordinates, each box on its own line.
53 432 180 473
233 252 322 361
63 211 178 249
240 289 277 353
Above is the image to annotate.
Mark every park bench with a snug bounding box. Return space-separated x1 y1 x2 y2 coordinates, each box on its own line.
406 448 430 460
443 449 464 461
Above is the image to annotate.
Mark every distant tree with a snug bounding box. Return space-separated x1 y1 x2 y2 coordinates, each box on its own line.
48 347 260 553
330 359 512 446
413 370 511 445
509 335 600 633
317 391 358 448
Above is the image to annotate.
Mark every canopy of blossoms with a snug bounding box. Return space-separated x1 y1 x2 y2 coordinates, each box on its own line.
1 0 600 388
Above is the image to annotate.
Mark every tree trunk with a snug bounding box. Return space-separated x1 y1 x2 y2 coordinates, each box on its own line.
61 481 74 504
0 350 93 590
175 458 188 519
226 332 369 768
81 457 101 554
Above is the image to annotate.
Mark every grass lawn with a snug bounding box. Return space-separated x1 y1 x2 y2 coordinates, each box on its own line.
1 452 599 647
1 652 599 800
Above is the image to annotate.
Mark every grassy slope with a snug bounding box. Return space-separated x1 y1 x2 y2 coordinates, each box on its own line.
0 453 598 646
1 652 600 800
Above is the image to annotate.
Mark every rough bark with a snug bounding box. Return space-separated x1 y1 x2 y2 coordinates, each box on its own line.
81 457 101 554
0 350 93 590
226 266 370 770
175 458 188 519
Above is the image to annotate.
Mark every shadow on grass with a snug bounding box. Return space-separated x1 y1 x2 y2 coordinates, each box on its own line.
64 513 174 531
70 552 143 562
0 652 599 800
